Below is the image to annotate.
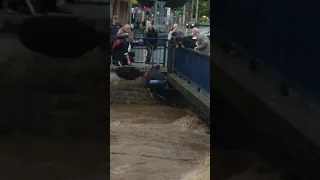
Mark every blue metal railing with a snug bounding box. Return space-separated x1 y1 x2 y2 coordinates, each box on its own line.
212 1 320 105
110 36 168 67
212 27 320 105
173 48 210 95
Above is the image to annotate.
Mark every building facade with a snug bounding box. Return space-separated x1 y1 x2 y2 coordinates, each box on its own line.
110 0 137 25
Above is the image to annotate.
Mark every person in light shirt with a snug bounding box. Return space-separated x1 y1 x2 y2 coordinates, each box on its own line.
192 27 210 54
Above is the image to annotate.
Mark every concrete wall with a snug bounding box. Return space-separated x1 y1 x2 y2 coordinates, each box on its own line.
110 73 157 105
110 72 209 126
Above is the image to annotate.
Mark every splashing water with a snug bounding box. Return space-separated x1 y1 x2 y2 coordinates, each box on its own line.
110 104 210 180
181 153 210 180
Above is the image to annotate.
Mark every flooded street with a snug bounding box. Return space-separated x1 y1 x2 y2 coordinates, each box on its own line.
110 104 210 180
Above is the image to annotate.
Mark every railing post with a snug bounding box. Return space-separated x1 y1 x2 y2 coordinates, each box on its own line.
167 40 175 73
163 42 167 67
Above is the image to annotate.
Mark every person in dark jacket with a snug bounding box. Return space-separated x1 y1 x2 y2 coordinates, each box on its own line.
110 16 122 37
144 61 167 97
110 16 122 64
171 32 197 49
113 35 135 66
143 23 158 66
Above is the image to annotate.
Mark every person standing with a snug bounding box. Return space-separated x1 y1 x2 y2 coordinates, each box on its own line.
110 16 122 65
167 24 178 40
111 16 122 37
191 27 210 54
144 23 158 67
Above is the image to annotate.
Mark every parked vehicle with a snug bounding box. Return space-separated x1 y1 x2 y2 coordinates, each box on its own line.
186 21 200 28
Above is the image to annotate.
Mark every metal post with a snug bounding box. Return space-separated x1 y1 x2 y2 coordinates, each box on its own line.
182 4 186 26
191 0 194 19
195 0 199 21
128 0 132 24
154 0 158 25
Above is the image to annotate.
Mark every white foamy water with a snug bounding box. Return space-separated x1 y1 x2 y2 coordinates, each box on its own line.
110 104 210 180
181 153 210 180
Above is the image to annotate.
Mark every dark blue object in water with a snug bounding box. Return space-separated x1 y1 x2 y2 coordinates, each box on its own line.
18 16 99 58
115 67 144 80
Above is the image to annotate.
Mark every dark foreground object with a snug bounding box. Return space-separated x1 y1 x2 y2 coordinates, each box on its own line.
115 67 144 80
18 16 99 58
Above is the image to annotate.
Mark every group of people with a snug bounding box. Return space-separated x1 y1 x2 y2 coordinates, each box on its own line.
112 18 210 102
111 16 166 100
167 24 210 54
110 16 158 67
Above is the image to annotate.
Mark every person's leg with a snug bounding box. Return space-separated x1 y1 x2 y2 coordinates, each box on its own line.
110 41 113 65
128 52 135 64
118 56 127 67
146 44 152 65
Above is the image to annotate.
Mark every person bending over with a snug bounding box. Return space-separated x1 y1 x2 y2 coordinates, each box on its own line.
113 34 135 66
171 32 196 49
175 36 185 48
144 62 167 97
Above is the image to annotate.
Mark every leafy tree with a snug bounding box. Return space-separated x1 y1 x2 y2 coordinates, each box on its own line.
137 0 155 8
137 0 187 9
164 0 187 9
198 0 209 18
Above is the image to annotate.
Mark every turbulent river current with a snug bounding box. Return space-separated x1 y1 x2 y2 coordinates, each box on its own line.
110 104 211 180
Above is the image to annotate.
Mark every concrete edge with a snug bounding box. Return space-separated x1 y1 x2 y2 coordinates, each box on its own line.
168 73 210 118
110 66 167 73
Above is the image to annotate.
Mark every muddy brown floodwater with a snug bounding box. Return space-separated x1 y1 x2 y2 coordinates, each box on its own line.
110 104 210 180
